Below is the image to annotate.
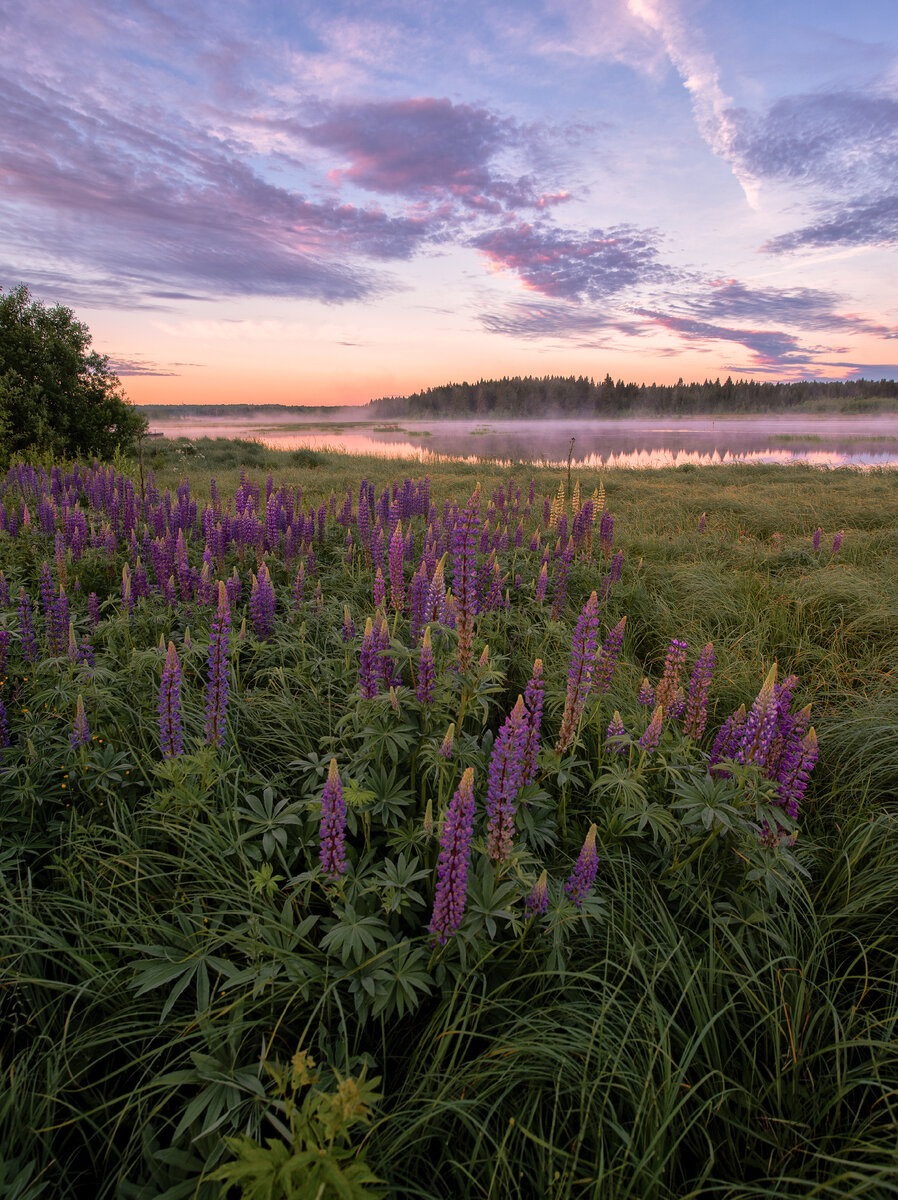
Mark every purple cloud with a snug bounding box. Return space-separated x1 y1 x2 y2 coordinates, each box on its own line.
298 97 570 213
638 311 826 372
731 92 898 192
472 222 670 301
107 357 180 377
763 195 898 252
0 77 433 304
671 279 897 337
479 300 643 341
727 91 898 254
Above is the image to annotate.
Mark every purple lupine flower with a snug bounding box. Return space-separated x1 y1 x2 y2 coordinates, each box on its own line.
609 550 623 583
204 582 231 748
389 520 405 611
605 711 626 752
521 659 544 783
77 636 95 669
439 722 455 758
485 696 529 863
813 527 821 551
249 563 276 640
732 664 779 769
319 758 347 880
525 869 549 917
832 530 843 554
452 485 481 671
639 705 664 754
698 512 706 533
549 540 573 621
556 591 601 752
18 589 39 664
565 824 598 908
359 617 379 698
777 727 818 820
683 642 715 739
373 567 386 609
0 697 8 749
341 605 356 642
88 592 100 629
159 641 184 759
429 767 476 944
291 563 306 611
375 612 400 688
71 694 91 750
655 638 688 712
592 616 627 694
416 625 436 704
637 678 654 706
534 562 548 603
709 704 747 770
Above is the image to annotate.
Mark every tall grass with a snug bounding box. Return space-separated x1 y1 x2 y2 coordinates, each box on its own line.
1 447 896 1197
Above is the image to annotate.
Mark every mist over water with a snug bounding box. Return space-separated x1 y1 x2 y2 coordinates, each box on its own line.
147 414 898 469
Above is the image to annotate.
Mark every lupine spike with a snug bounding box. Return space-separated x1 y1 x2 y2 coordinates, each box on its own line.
319 758 347 880
485 696 528 863
71 694 91 750
565 824 598 908
429 767 476 944
526 869 549 917
639 705 664 754
159 641 184 759
556 590 600 752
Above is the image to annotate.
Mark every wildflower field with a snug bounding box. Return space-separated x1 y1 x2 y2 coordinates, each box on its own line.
2 440 897 1199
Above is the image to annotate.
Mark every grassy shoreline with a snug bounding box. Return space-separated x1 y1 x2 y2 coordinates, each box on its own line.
2 451 896 1197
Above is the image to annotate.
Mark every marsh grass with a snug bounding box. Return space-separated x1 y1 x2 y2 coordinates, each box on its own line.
1 448 896 1197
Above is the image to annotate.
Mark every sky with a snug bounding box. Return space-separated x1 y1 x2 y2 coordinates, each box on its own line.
2 0 897 407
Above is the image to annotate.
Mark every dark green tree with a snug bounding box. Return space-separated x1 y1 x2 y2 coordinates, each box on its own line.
0 283 147 461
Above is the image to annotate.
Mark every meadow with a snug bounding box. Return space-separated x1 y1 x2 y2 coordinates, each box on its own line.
1 436 897 1199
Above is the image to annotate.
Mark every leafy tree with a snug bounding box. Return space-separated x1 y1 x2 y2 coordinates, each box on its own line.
0 283 147 461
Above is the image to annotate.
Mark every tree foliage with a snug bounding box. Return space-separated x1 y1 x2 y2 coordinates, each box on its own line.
370 371 898 419
0 283 146 461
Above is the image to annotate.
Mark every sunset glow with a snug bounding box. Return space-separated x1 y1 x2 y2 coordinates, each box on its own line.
2 0 896 405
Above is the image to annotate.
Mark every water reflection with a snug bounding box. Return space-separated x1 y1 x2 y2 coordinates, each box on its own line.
148 416 898 469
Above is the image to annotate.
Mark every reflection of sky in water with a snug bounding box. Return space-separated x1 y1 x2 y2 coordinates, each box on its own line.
149 417 898 469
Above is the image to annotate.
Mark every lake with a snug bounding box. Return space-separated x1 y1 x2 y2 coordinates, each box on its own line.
146 414 898 469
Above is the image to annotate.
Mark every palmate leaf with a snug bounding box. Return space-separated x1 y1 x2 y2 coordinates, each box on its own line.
320 903 393 966
367 943 433 1019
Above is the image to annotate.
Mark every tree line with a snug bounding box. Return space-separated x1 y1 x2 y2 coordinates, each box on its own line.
369 373 898 418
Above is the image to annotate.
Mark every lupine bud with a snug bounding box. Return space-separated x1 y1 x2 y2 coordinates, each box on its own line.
534 561 548 603
593 616 626 694
439 722 455 758
557 590 601 752
637 677 654 706
521 659 544 783
319 758 347 880
359 617 379 698
71 694 91 750
605 710 626 751
159 641 184 759
204 582 231 748
341 605 356 642
683 642 714 739
655 638 688 711
416 625 436 704
486 696 528 863
429 767 476 943
526 869 549 917
813 527 821 551
639 705 664 754
565 824 598 907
